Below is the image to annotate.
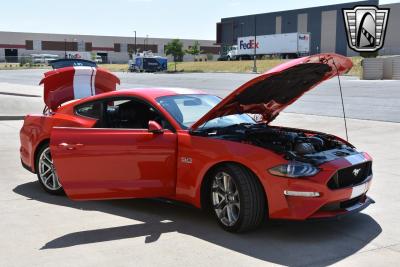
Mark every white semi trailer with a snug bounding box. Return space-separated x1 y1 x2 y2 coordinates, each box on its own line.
227 32 311 60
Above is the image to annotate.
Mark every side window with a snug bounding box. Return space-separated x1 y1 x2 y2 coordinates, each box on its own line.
75 102 102 119
102 98 173 130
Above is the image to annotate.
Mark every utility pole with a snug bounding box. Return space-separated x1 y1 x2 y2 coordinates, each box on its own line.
252 15 257 73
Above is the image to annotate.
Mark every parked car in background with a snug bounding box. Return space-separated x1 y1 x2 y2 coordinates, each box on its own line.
48 59 97 69
30 54 59 64
95 55 103 63
129 51 167 72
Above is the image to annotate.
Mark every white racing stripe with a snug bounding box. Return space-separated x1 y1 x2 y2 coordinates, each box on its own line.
345 153 367 165
91 67 97 95
73 66 96 99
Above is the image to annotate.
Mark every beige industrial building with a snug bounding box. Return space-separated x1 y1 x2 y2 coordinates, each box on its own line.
0 31 220 63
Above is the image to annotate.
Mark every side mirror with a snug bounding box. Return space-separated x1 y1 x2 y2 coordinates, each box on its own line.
148 120 164 133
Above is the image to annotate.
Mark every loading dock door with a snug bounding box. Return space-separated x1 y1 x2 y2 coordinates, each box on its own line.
97 53 108 64
5 49 18 63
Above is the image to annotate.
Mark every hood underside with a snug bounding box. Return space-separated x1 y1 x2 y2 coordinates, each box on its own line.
190 53 353 131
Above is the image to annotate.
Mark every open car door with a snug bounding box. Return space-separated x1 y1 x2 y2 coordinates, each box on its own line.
50 127 177 200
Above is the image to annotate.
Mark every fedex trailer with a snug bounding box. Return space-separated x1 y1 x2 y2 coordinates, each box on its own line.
227 32 310 60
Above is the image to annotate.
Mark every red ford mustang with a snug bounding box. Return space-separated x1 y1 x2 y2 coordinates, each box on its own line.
20 54 374 232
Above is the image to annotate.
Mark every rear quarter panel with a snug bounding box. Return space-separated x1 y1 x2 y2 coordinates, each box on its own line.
20 111 96 172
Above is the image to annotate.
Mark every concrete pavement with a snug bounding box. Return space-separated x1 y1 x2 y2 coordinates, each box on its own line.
1 113 400 266
1 69 400 266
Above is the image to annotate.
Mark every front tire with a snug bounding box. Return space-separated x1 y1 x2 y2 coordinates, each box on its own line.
210 164 266 232
35 143 64 195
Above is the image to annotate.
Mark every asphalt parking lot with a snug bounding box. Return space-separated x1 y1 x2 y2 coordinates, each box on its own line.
1 70 400 122
1 70 400 266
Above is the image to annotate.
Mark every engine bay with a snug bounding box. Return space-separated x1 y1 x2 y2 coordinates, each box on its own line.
192 123 358 165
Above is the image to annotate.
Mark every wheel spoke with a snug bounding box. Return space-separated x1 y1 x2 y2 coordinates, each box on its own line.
226 204 234 224
215 176 225 192
212 184 225 196
212 190 225 201
41 159 52 169
44 174 53 185
41 168 51 176
43 152 52 163
223 174 230 193
220 205 228 219
214 199 226 210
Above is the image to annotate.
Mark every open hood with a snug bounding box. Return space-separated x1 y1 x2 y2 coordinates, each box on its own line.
190 53 353 131
40 66 120 111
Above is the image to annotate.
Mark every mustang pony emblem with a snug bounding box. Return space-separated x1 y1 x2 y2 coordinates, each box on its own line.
352 168 361 176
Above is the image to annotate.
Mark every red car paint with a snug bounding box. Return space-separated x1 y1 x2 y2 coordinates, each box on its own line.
20 53 373 220
191 53 353 129
40 66 120 110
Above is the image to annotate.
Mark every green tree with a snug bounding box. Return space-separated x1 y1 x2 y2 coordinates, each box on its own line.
186 41 203 61
165 39 185 71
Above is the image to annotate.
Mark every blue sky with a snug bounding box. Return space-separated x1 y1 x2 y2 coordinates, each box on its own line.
0 0 395 40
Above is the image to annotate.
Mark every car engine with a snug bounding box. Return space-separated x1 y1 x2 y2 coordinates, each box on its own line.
193 123 358 165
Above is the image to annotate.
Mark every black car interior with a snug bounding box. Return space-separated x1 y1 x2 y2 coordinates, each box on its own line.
76 98 173 130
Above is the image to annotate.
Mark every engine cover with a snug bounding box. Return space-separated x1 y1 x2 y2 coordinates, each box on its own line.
294 142 315 154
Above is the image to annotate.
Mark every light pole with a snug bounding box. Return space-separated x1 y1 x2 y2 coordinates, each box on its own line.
252 15 257 73
144 34 149 51
64 39 67 58
134 30 137 55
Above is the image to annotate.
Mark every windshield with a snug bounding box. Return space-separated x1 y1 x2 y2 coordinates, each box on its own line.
156 94 255 129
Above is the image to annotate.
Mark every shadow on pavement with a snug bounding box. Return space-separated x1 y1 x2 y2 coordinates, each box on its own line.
14 181 382 267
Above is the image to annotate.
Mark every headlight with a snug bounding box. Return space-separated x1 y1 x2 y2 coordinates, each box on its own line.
268 162 319 178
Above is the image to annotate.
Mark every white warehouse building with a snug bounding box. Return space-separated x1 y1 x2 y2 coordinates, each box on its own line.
0 31 220 63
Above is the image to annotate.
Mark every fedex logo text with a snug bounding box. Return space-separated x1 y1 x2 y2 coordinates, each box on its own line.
239 40 259 49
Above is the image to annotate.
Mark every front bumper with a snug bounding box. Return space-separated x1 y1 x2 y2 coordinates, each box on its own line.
307 195 375 221
265 153 374 220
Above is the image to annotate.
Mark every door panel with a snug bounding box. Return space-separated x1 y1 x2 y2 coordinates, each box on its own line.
50 127 177 200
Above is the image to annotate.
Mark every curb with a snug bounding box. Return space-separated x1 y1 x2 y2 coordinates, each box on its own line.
0 116 25 121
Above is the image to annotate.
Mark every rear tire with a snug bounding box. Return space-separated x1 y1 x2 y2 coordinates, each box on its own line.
209 163 266 232
35 143 64 195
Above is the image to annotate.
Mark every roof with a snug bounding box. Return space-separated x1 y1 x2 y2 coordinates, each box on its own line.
118 87 206 99
59 87 206 110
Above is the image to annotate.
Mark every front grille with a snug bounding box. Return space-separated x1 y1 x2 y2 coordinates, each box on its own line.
328 161 372 189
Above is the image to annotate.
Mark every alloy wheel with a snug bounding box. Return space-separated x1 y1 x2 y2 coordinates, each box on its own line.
211 171 240 226
38 147 61 191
